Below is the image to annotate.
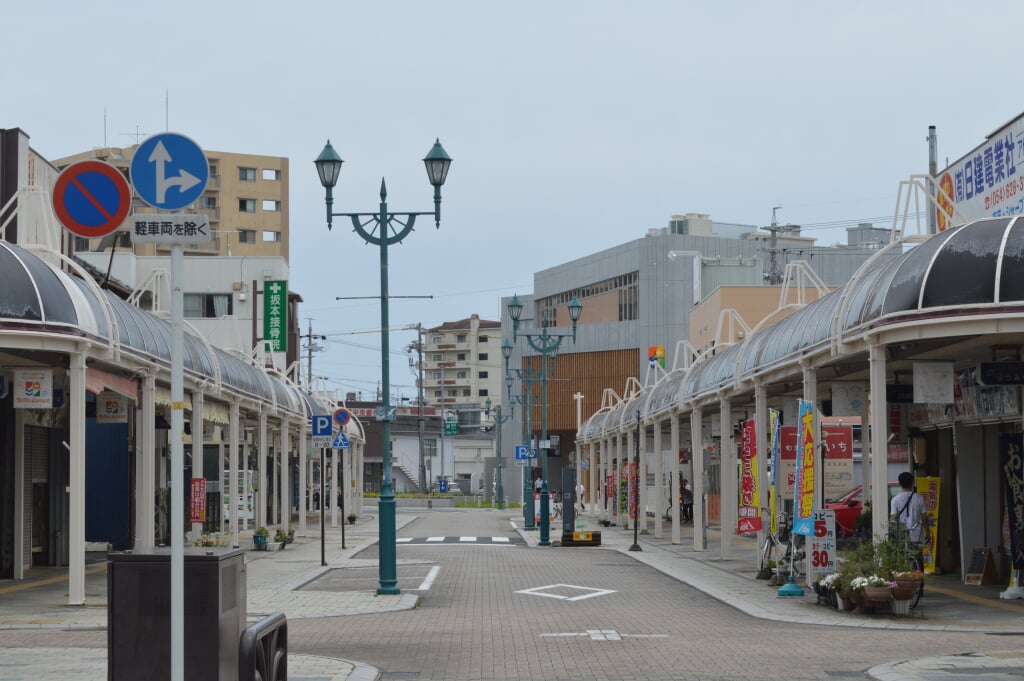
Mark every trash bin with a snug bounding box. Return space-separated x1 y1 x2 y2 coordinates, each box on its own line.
108 547 247 681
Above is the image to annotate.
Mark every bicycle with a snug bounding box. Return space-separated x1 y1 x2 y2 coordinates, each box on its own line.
757 509 805 586
887 526 926 610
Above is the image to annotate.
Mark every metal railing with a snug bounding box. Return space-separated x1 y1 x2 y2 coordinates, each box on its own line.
239 611 288 681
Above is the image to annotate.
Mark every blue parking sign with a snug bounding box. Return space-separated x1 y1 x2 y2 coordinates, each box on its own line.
312 415 332 437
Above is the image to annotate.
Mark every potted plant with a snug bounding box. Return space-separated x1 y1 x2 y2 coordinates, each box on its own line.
347 512 357 524
253 526 269 551
274 529 288 548
851 574 894 605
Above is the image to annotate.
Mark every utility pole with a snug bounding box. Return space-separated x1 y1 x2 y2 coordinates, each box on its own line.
301 318 327 392
762 206 799 285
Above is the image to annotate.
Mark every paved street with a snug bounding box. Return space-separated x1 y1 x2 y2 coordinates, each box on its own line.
2 507 1024 680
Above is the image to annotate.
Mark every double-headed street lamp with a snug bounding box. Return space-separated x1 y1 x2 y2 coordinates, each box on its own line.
315 138 452 595
504 294 582 546
502 360 538 529
484 397 514 510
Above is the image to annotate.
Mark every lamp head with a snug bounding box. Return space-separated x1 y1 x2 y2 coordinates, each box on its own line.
314 140 343 189
423 138 452 188
507 294 523 322
567 296 583 323
501 339 514 360
485 396 492 413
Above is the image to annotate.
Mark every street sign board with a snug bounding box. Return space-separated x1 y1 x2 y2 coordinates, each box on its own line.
52 160 132 238
515 445 530 460
312 436 333 449
332 431 351 449
130 213 211 243
333 408 351 427
312 415 332 437
130 132 209 210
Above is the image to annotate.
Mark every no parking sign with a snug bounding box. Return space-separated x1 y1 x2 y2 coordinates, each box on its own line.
52 160 132 238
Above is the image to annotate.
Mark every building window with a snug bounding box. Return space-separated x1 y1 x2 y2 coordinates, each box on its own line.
480 335 489 343
262 230 281 243
479 371 489 379
457 371 467 379
479 389 489 397
432 335 443 344
239 229 256 244
462 389 471 397
456 334 466 343
431 353 442 361
73 236 90 252
447 389 458 397
209 162 218 177
262 168 279 181
262 199 281 212
239 167 256 182
457 353 466 361
239 199 256 213
202 196 217 209
479 353 488 361
184 293 232 318
433 372 441 380
433 390 441 399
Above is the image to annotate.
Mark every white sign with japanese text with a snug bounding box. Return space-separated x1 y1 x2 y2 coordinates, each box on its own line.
809 509 836 580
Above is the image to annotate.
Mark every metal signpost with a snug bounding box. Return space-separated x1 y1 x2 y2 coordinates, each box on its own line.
130 132 209 681
333 430 351 549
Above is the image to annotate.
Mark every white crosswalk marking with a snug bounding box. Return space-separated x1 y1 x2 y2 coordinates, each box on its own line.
397 538 412 543
426 536 444 542
492 537 510 543
459 536 476 542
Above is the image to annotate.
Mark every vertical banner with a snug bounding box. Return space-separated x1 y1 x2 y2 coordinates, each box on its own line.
821 424 854 500
738 419 761 533
809 509 836 579
792 400 816 536
917 475 941 574
1000 433 1024 570
778 426 798 499
263 279 288 352
768 409 780 535
190 477 207 523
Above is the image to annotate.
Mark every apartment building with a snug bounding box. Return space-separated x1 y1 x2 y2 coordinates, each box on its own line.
423 315 502 418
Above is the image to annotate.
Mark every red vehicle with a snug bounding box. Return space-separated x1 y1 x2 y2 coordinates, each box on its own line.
826 481 899 537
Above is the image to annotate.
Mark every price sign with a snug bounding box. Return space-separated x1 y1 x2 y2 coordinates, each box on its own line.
809 509 836 579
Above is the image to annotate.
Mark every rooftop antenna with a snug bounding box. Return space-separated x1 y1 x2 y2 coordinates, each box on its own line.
121 125 148 144
762 205 799 285
166 89 169 131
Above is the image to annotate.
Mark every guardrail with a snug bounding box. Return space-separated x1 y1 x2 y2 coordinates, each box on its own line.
239 611 288 681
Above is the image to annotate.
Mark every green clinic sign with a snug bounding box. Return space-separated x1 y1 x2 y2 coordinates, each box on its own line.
263 280 287 352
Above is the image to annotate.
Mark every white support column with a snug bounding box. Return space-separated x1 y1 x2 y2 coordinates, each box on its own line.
638 422 648 533
271 431 280 526
670 412 681 544
299 419 307 536
754 381 768 560
331 449 339 527
691 406 705 551
719 393 735 560
14 409 24 579
139 373 156 549
653 418 664 538
589 441 597 513
68 351 86 605
258 412 268 529
624 429 633 529
869 340 889 539
191 391 204 539
280 421 290 533
229 402 240 547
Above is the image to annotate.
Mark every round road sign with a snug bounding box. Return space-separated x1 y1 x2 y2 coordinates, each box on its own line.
333 408 351 427
51 160 132 238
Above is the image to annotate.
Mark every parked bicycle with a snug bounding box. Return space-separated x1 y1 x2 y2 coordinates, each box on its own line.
757 508 805 586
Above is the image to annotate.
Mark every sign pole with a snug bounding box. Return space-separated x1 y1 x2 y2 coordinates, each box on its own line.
320 447 326 566
170 242 185 681
340 447 346 549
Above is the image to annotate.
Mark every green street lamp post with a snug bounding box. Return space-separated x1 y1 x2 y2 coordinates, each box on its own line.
505 294 582 546
503 361 537 529
484 397 514 510
315 138 452 595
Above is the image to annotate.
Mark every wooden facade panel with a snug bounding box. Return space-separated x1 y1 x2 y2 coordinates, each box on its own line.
518 348 638 437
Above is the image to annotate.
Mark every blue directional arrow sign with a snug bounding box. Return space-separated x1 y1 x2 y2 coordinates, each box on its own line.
332 431 351 449
130 133 209 210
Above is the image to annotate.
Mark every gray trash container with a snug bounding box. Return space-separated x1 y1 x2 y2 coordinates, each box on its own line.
107 547 247 681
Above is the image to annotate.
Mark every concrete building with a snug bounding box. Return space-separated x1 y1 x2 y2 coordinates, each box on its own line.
499 214 889 499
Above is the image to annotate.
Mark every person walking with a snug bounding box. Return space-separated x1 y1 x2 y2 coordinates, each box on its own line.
889 471 928 542
681 478 694 523
534 475 543 493
576 481 586 511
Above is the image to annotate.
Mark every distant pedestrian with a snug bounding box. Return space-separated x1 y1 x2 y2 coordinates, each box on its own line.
682 479 694 523
576 481 586 511
535 476 543 493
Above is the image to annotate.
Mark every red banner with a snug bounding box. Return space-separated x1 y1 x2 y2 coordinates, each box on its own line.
190 477 206 523
738 419 761 534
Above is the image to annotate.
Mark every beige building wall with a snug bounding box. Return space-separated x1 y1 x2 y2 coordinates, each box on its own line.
689 285 832 354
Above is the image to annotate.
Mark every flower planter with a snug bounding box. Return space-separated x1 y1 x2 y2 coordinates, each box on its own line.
253 534 267 551
891 598 912 616
862 586 893 605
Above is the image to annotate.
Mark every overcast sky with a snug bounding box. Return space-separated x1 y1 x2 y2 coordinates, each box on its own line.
5 1 1021 401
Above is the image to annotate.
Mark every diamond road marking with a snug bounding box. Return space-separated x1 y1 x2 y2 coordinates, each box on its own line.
540 630 668 640
515 583 617 601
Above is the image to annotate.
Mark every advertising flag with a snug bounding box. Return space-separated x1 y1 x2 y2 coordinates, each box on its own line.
769 409 780 535
792 400 816 536
738 419 761 534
